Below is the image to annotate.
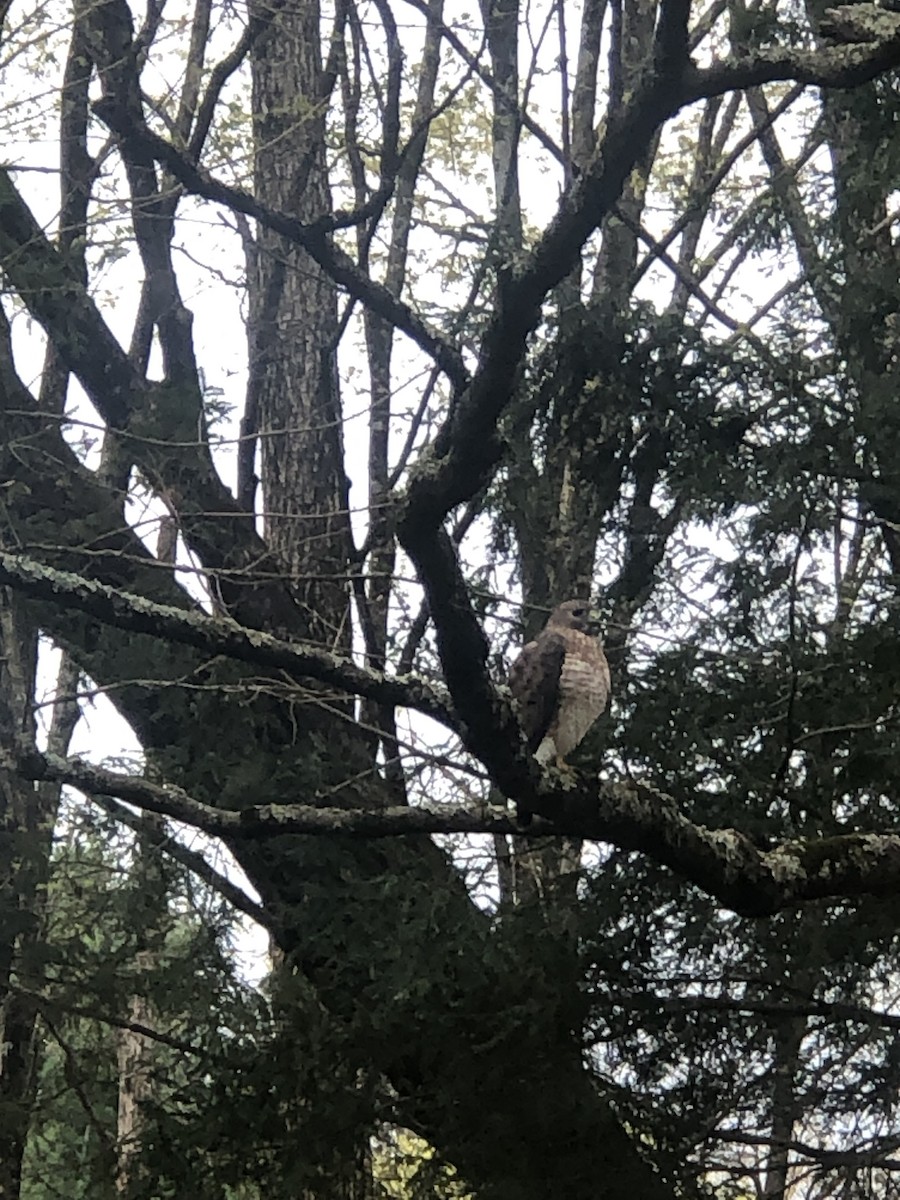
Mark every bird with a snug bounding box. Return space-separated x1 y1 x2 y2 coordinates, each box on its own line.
508 599 611 769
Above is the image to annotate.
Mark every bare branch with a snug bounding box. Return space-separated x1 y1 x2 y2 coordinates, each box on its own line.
90 794 272 930
12 985 219 1060
188 9 267 157
400 0 564 163
619 992 900 1032
90 98 469 391
0 552 458 731
11 746 900 918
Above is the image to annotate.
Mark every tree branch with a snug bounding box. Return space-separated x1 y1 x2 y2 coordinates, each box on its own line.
0 551 458 731
11 745 900 918
90 98 469 392
0 169 136 428
618 992 900 1032
654 0 691 72
683 9 900 102
90 793 272 930
12 984 218 1060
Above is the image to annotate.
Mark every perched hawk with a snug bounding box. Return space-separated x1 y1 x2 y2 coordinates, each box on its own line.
509 600 611 768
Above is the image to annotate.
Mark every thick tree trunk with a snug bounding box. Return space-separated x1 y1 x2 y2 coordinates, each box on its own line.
249 0 352 648
246 5 374 1194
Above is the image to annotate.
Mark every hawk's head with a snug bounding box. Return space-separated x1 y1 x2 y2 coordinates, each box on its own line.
547 599 602 636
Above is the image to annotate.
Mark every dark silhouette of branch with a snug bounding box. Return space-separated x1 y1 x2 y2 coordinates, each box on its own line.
615 992 900 1031
654 0 692 71
90 98 469 391
90 793 272 930
708 1127 900 1170
12 985 218 1060
189 14 269 158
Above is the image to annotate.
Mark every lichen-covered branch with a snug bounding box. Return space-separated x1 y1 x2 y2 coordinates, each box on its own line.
682 15 900 100
10 745 900 918
0 552 458 730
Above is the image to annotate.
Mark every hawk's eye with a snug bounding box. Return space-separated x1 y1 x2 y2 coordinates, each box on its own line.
572 607 586 617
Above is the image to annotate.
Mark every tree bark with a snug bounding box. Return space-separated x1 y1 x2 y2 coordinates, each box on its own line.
249 0 352 647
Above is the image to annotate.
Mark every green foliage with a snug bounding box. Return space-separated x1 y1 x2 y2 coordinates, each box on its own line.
18 808 272 1200
372 1129 472 1199
9 0 900 1194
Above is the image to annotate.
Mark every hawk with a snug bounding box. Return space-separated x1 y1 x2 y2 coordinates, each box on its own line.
509 600 611 768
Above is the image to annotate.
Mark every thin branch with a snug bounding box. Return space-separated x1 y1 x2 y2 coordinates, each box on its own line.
41 1012 115 1149
708 1127 900 1170
189 14 266 159
400 0 564 163
90 793 272 930
14 985 219 1060
91 98 469 391
629 84 807 292
618 991 900 1032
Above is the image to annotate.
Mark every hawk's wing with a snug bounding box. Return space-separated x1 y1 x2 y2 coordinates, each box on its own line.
509 631 567 752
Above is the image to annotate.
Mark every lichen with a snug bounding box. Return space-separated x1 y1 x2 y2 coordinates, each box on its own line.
761 845 807 884
706 829 746 862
